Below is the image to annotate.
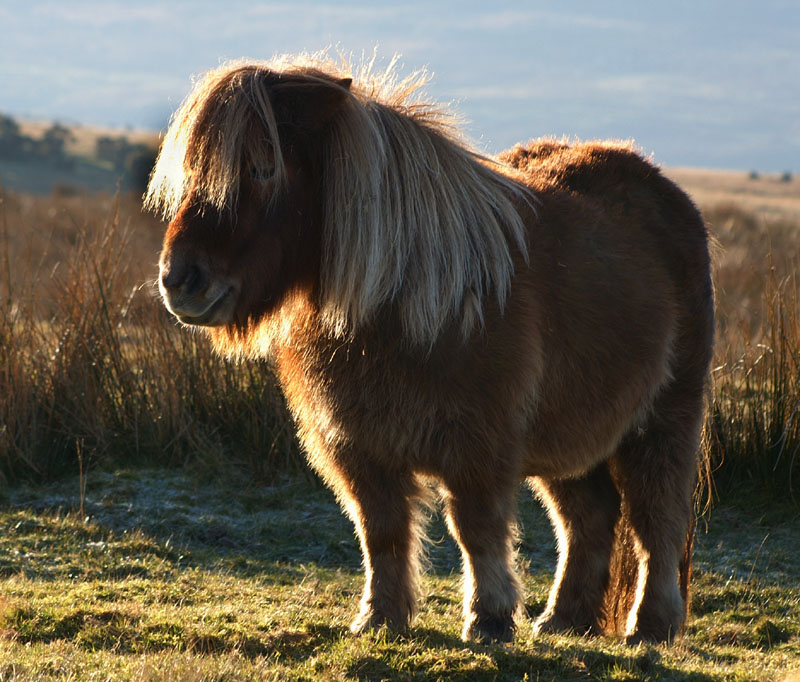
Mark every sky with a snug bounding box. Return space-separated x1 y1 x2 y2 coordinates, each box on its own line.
2 0 799 171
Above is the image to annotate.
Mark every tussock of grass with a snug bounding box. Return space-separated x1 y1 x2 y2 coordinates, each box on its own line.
0 191 297 485
707 265 800 504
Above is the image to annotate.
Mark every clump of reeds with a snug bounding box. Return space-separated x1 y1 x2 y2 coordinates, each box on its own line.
0 190 297 485
707 267 800 505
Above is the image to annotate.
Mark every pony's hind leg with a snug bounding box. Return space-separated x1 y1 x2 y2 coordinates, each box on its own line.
530 463 621 636
336 463 427 634
441 474 521 643
610 396 703 644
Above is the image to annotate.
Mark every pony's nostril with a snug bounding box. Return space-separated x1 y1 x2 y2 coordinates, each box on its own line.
161 262 185 291
160 261 208 294
183 264 207 295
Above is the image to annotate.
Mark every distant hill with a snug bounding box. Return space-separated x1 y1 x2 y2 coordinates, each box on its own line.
666 167 800 226
3 112 798 225
0 113 159 195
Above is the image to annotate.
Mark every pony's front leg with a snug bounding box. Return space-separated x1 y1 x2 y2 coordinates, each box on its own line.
442 475 520 643
337 463 426 634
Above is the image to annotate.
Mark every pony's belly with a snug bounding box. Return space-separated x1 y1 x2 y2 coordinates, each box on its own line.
519 383 658 480
294 396 629 483
521 427 626 479
284 362 638 482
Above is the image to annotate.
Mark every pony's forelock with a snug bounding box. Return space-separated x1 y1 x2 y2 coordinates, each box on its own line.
145 61 289 220
148 51 533 346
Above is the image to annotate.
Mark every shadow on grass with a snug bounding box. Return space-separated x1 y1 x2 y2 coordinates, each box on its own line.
1 600 343 662
2 468 558 579
345 635 721 682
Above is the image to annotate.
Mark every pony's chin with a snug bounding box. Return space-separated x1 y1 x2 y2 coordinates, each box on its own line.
167 285 238 327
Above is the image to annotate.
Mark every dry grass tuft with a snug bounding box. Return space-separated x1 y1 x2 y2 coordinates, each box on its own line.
0 189 296 484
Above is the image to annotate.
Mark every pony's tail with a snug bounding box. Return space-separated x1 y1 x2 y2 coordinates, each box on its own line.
601 511 640 635
679 514 696 627
601 508 696 637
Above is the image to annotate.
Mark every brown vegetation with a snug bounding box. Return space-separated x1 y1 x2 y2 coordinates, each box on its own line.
0 189 295 484
665 170 800 505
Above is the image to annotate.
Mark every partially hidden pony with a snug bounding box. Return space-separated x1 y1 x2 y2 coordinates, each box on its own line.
146 54 714 644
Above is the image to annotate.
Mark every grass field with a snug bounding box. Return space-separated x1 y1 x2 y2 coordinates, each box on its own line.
1 468 798 681
666 168 800 225
1 161 799 679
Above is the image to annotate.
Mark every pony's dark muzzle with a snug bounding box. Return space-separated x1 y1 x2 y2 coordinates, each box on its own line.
158 251 239 327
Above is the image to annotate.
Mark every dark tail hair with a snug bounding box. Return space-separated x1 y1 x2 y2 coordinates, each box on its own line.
601 506 696 636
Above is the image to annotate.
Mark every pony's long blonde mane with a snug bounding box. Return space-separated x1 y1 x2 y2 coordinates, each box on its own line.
147 52 532 346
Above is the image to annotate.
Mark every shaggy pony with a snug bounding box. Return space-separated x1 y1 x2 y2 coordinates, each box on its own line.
148 53 714 644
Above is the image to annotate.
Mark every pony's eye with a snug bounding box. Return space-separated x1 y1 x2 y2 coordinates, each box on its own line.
249 166 275 182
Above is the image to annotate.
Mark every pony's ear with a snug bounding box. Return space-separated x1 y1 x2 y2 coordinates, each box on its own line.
273 77 352 132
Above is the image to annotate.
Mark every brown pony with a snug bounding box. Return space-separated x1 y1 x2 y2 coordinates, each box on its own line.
146 54 714 644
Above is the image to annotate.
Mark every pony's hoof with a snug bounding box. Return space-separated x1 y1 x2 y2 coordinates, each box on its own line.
626 608 682 645
350 610 407 636
463 613 516 643
533 612 597 637
625 627 678 646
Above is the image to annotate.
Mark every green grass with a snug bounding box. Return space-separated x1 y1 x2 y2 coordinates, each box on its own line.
1 467 798 681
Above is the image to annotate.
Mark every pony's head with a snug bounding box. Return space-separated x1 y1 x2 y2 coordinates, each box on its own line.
147 55 530 352
148 61 351 335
